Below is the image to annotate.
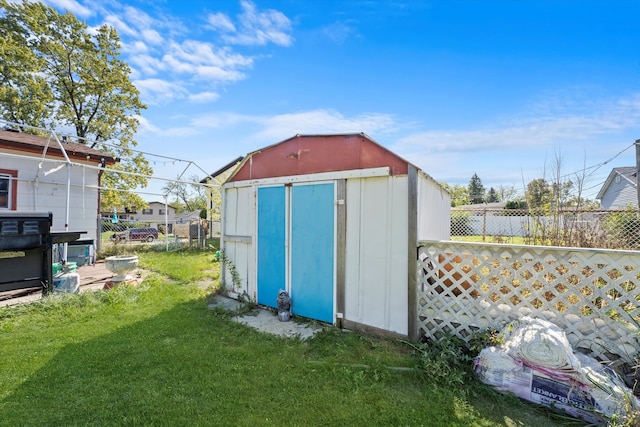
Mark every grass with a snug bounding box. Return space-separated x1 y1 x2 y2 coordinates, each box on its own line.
0 249 577 426
451 235 528 244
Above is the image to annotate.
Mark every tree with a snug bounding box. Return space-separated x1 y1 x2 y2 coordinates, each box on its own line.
440 182 469 207
162 175 207 214
0 0 150 209
525 178 552 210
486 187 499 203
468 173 485 204
0 15 52 131
497 185 518 202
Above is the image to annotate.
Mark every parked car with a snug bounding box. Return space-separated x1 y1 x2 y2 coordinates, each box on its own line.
111 227 159 243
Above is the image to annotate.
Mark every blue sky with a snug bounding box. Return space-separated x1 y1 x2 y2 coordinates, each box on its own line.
43 0 640 201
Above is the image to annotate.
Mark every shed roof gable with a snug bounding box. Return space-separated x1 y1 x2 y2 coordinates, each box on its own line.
228 133 414 182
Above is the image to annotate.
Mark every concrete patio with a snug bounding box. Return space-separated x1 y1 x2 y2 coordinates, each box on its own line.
0 261 134 307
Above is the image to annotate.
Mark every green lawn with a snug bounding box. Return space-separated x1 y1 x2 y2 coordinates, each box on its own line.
0 249 575 426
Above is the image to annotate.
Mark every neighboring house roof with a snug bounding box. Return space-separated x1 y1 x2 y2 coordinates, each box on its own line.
596 167 636 200
227 133 419 182
0 129 117 165
454 202 506 209
142 201 178 210
175 210 201 221
200 155 244 184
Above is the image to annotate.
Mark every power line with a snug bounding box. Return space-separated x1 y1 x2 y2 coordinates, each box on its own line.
559 142 635 181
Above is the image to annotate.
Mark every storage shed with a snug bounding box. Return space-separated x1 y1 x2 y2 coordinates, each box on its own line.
220 133 450 336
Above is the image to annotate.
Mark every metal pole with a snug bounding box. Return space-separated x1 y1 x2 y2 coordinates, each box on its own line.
164 195 169 252
63 163 71 261
636 140 640 208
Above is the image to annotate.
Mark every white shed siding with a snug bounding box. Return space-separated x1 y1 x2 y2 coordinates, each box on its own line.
417 172 451 241
344 176 408 335
1 154 101 242
221 185 255 295
223 186 254 236
222 165 449 335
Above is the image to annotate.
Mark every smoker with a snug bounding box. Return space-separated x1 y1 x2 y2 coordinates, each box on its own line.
0 211 82 295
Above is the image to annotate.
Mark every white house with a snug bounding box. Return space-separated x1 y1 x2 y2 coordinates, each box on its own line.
220 133 450 337
596 167 637 209
0 128 116 243
175 210 201 223
131 201 176 223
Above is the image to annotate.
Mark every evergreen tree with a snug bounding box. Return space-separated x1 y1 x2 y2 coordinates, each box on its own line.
487 187 499 203
468 173 486 204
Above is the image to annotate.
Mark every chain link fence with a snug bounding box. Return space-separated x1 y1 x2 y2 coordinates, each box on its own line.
98 216 220 253
451 208 640 250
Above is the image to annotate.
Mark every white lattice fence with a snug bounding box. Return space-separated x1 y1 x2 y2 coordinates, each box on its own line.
417 241 640 368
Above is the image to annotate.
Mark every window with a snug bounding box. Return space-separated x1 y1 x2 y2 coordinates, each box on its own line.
142 208 153 215
159 209 166 215
0 170 17 210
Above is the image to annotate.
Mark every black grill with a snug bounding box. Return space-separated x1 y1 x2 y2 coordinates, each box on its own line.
0 212 85 295
0 212 53 293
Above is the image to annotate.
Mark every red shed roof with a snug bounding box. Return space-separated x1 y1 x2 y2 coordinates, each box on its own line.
0 129 117 165
228 133 415 182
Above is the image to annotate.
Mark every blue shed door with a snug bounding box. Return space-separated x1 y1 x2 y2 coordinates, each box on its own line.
290 183 335 323
256 183 335 323
257 186 286 309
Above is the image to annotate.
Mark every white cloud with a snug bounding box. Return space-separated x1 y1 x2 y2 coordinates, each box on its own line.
189 92 221 103
255 110 395 140
220 0 293 46
321 21 360 44
56 1 289 107
134 78 188 105
134 115 160 135
206 12 236 32
122 6 155 29
393 93 640 154
189 112 252 129
43 0 92 17
162 41 252 82
129 54 163 76
124 41 150 55
141 29 163 45
104 13 138 37
185 109 396 143
103 7 166 45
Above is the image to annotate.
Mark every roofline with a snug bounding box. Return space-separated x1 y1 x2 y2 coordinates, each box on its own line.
596 167 637 200
0 130 118 165
200 155 244 183
225 133 422 183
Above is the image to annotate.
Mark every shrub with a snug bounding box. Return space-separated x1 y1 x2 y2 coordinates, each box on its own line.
601 208 640 250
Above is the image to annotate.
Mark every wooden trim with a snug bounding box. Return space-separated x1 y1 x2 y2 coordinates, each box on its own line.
223 167 391 189
407 164 418 341
223 234 252 243
335 179 346 329
340 318 407 339
0 169 18 210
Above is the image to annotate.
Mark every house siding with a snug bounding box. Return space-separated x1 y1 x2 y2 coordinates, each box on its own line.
601 177 637 209
0 149 101 242
131 201 175 223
